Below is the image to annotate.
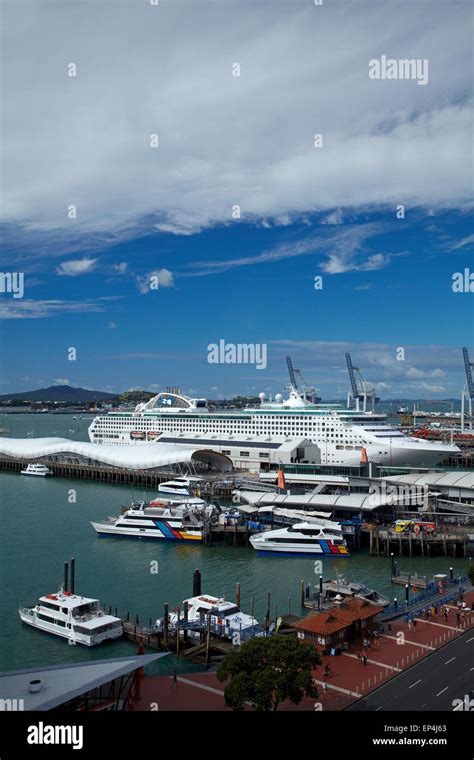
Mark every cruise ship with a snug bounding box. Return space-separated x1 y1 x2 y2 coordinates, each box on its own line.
88 387 459 468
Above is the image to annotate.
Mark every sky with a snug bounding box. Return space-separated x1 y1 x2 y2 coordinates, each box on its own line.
0 0 473 400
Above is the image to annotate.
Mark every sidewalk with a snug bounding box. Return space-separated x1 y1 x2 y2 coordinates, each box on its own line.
134 589 474 712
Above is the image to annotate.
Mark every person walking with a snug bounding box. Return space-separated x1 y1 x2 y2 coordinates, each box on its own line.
322 681 328 694
363 655 368 666
413 618 417 630
444 607 449 622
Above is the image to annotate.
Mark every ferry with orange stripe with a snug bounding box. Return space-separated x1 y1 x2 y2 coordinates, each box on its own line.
91 501 207 542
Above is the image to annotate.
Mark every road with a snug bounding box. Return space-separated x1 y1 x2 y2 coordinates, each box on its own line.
349 629 474 711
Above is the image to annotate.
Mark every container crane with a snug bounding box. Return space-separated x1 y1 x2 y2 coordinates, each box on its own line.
461 347 474 432
285 356 321 403
345 353 379 412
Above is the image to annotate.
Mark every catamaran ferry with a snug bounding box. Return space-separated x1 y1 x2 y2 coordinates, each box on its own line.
91 500 216 541
249 520 349 557
88 386 459 468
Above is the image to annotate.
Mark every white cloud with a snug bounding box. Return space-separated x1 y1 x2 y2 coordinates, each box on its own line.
136 268 174 293
321 209 344 225
110 262 128 274
56 258 97 276
53 378 70 385
107 321 117 329
1 1 472 249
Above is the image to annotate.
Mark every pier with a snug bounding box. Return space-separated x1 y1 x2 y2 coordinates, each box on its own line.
0 455 236 498
366 525 472 558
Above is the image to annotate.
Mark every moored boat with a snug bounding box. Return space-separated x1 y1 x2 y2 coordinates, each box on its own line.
20 463 52 477
249 520 349 557
19 567 122 647
91 500 208 541
156 594 264 640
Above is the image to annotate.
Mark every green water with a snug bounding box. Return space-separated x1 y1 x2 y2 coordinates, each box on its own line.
0 415 470 674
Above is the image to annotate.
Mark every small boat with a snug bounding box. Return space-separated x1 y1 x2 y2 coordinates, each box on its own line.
158 477 203 496
19 588 122 646
20 464 52 477
91 501 207 541
249 521 349 556
322 579 389 607
156 594 264 640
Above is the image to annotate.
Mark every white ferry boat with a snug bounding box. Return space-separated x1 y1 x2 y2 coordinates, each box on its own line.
250 520 349 557
91 501 208 541
158 476 202 496
88 383 459 467
19 589 122 646
20 463 52 477
156 594 264 640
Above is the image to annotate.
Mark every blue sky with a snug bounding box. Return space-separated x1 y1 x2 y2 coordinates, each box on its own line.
1 0 473 399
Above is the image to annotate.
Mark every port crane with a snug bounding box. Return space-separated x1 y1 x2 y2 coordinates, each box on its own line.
461 347 474 432
345 353 379 412
285 356 321 403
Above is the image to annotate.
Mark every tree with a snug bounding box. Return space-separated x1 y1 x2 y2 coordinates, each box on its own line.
217 635 321 711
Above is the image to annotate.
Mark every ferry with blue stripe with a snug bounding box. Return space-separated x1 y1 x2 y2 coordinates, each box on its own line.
249 521 349 556
91 501 206 542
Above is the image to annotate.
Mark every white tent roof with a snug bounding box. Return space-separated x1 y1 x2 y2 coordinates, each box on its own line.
0 437 232 471
236 490 397 512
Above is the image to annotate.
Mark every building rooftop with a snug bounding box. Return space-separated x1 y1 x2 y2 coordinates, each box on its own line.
0 654 168 711
292 598 385 636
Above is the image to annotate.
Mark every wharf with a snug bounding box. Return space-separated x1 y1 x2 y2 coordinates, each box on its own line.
365 525 472 557
131 590 474 712
0 456 236 497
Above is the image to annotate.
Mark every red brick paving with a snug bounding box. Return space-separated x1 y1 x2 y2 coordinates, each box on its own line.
133 590 474 712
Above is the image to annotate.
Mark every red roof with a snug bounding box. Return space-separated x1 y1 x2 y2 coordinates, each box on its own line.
292 598 385 636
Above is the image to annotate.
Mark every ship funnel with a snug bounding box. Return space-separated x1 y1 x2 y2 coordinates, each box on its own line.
63 562 69 593
70 558 75 595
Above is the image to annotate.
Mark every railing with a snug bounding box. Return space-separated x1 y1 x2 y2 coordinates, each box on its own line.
380 576 469 619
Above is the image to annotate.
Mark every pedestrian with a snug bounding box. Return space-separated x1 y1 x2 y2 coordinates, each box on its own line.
367 640 371 650
407 619 411 632
444 607 449 621
413 619 417 630
322 681 328 694
388 623 392 633
456 612 461 625
363 655 368 666
172 668 178 687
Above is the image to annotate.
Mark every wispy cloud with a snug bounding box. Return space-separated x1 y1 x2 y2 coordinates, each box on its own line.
56 258 97 276
448 234 474 251
0 299 106 319
184 223 390 277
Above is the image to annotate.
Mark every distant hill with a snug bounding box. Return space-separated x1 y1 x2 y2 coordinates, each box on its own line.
0 385 118 402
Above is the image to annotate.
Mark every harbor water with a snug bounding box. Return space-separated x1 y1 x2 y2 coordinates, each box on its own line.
0 415 470 673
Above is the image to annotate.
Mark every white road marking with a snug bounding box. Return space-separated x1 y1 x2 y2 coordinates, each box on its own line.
380 634 434 650
445 657 456 665
376 706 383 711
409 679 422 689
466 637 474 643
436 687 449 697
